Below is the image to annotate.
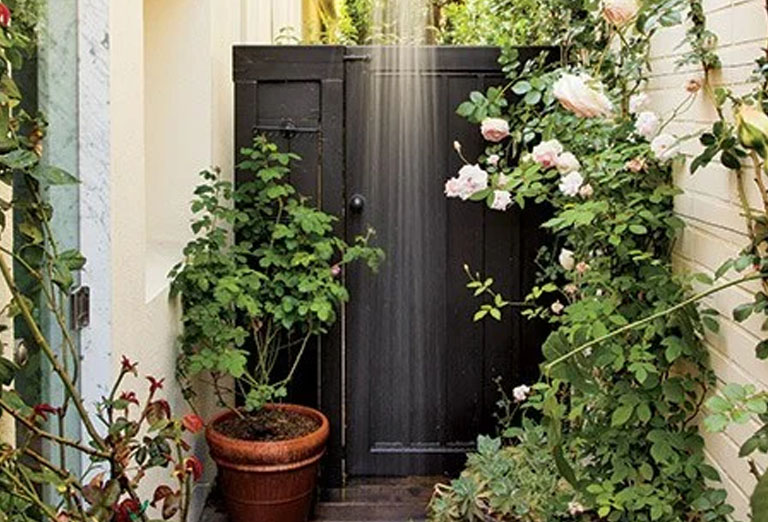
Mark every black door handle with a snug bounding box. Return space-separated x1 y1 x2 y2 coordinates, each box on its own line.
349 194 366 213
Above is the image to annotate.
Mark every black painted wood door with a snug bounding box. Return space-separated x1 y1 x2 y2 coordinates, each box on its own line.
344 46 548 476
234 45 548 482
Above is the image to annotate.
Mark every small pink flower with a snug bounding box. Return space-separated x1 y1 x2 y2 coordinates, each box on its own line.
512 384 531 402
602 0 639 26
487 154 500 166
532 140 564 168
634 111 660 140
579 183 594 198
564 284 578 295
686 78 703 93
629 93 648 114
551 301 565 315
330 264 342 278
626 158 646 173
576 262 590 274
480 118 510 143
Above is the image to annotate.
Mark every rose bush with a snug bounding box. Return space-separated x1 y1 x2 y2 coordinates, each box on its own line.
433 1 736 521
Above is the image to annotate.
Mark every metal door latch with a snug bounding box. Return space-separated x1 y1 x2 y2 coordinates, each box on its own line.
70 286 90 330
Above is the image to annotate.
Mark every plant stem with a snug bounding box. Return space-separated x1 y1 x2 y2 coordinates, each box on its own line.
0 398 109 459
0 253 106 449
544 273 765 372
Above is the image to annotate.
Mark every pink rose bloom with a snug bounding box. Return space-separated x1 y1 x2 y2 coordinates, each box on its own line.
444 164 489 201
579 183 594 198
480 117 510 143
602 0 639 26
490 190 512 211
553 73 613 118
487 154 501 166
532 139 564 168
564 284 578 295
555 151 580 174
576 261 590 274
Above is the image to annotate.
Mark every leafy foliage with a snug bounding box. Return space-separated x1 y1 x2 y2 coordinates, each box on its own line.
170 136 383 412
429 421 577 522
431 1 739 521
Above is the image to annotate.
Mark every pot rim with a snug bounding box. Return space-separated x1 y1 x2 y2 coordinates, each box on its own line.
206 403 330 452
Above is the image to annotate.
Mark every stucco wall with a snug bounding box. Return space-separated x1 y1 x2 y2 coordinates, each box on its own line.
649 1 768 517
109 0 301 517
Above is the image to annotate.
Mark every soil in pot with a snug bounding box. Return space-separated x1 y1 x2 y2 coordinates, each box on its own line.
214 408 321 442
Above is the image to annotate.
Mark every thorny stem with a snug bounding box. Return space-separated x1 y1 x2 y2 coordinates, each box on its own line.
0 466 59 521
544 273 765 371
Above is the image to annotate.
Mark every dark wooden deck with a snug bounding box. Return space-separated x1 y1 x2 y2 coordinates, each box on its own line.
200 476 441 522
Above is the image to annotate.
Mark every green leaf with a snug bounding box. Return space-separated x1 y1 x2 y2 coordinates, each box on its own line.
0 149 37 169
611 404 634 427
733 303 754 323
512 81 531 94
30 164 79 185
751 471 768 522
0 357 18 386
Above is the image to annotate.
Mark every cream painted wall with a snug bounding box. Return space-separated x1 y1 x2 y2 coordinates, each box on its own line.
109 0 301 518
649 1 768 518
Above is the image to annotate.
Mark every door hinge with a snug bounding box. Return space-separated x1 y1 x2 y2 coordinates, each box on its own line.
70 286 90 330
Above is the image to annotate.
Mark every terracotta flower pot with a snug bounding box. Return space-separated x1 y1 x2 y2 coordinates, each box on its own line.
206 404 330 522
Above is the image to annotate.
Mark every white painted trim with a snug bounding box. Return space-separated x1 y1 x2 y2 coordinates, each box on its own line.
77 0 112 470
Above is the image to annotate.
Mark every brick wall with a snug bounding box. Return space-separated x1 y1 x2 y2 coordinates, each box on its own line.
648 1 768 516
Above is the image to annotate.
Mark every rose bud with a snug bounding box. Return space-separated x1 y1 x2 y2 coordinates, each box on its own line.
737 104 768 158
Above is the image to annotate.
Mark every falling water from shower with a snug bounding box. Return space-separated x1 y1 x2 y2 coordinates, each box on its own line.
363 0 443 444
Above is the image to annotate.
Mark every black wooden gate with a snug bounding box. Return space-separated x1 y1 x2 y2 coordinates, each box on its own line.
234 46 549 484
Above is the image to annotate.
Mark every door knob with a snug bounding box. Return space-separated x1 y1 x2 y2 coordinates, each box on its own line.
349 194 366 213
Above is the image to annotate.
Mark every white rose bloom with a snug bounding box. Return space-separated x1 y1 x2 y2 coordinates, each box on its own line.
532 139 564 168
558 171 585 197
551 301 565 315
444 178 464 199
490 190 512 211
634 111 660 140
512 384 531 403
629 93 649 114
650 134 679 161
602 0 639 26
556 151 581 174
553 73 613 118
559 248 575 271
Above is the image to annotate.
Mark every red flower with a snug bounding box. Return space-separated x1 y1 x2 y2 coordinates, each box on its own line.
118 391 139 406
115 498 142 522
32 403 59 421
121 355 138 375
146 376 165 394
184 456 204 481
0 4 11 29
181 413 205 434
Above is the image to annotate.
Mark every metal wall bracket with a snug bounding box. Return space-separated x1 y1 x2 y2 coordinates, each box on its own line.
70 286 90 330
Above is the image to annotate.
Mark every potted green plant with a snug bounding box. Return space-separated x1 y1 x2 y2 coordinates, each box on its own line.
170 136 382 522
